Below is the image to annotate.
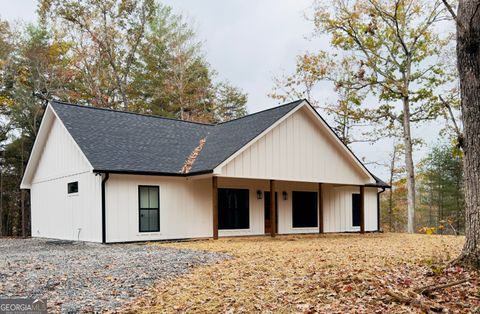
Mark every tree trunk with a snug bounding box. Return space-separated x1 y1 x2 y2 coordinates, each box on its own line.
455 0 480 269
402 96 416 233
388 144 397 232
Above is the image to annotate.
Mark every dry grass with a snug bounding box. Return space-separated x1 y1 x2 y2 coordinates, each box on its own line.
125 233 479 313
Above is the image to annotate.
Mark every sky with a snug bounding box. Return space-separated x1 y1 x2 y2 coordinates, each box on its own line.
1 0 450 180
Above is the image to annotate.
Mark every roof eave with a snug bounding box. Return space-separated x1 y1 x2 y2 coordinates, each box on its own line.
92 169 214 177
365 183 391 189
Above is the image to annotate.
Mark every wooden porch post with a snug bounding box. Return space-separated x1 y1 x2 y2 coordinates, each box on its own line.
360 185 365 234
318 183 324 234
212 176 218 240
270 180 276 237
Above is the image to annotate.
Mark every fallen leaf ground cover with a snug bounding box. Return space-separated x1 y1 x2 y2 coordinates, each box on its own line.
126 233 479 313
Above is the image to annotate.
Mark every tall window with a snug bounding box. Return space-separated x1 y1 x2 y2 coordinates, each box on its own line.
219 189 249 229
292 191 318 228
352 194 361 227
139 186 159 232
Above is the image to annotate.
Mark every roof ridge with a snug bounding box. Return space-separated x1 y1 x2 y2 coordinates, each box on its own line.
50 99 306 128
50 100 215 127
215 99 305 125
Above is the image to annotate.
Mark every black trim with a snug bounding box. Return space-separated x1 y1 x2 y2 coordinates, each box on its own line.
138 185 160 233
93 169 213 177
218 188 250 230
377 188 386 231
352 193 361 227
101 173 109 244
291 191 318 228
365 181 391 188
365 184 391 188
67 181 79 194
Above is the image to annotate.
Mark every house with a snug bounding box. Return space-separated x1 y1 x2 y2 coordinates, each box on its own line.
20 99 389 243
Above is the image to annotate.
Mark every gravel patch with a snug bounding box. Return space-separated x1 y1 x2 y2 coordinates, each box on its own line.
0 238 229 313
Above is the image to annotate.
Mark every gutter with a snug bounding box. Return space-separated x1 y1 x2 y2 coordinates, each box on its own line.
101 173 109 244
377 188 386 232
93 169 213 177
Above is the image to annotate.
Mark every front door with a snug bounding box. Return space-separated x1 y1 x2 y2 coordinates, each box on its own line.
264 192 278 234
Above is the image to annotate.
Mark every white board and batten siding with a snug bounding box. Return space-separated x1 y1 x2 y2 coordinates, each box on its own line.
323 185 378 232
216 106 374 186
216 179 379 237
105 175 213 242
30 115 102 242
104 177 379 241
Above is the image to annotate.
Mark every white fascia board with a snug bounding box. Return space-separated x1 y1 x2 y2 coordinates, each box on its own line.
302 104 375 183
20 105 54 189
20 102 94 189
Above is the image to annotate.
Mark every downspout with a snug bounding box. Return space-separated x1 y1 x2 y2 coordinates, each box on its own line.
377 188 385 232
101 173 109 244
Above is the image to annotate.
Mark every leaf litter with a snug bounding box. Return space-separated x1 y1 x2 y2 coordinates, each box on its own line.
124 233 479 313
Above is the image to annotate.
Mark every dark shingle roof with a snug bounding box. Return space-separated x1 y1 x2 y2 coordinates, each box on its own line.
191 102 302 172
50 100 304 175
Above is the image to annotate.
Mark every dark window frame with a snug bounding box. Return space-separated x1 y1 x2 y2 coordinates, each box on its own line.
292 191 318 228
67 181 79 194
352 193 361 227
218 188 250 230
138 185 160 233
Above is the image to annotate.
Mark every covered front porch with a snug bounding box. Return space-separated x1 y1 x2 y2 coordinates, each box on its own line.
211 177 381 239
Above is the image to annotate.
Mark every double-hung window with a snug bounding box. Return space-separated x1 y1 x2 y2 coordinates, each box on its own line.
139 186 159 232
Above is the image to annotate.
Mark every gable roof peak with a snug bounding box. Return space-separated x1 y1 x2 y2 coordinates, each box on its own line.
216 99 306 125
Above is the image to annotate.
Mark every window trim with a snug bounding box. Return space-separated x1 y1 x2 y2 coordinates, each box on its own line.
138 185 160 233
67 181 79 194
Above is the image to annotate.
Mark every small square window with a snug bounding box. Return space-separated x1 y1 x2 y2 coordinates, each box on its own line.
68 182 79 194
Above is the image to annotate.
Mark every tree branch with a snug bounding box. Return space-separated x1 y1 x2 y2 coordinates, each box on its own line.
393 0 410 56
439 95 461 136
441 0 463 29
414 278 469 295
439 95 463 147
386 290 434 313
469 3 480 31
